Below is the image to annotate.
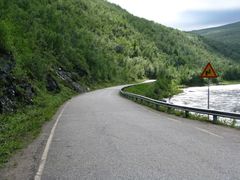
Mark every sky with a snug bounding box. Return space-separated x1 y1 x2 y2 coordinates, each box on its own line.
107 0 240 31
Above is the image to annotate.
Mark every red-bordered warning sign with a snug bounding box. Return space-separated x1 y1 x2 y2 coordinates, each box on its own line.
200 63 218 78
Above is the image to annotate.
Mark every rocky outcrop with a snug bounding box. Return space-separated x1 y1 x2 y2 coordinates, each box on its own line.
46 74 60 93
0 96 15 113
0 49 15 113
0 48 35 113
56 68 86 93
0 47 87 114
17 81 35 104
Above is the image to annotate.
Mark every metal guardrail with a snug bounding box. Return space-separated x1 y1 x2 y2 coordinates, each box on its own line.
120 85 240 124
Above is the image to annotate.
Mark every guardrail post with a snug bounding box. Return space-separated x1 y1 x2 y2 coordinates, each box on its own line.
213 115 218 124
137 98 141 103
185 111 189 118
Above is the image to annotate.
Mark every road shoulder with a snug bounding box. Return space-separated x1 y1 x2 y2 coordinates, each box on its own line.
0 102 67 180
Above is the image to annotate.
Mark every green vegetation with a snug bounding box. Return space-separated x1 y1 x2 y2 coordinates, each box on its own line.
193 22 240 81
220 80 240 85
0 0 238 85
126 81 180 101
125 64 180 100
126 83 155 97
192 22 240 75
0 0 240 166
0 87 74 166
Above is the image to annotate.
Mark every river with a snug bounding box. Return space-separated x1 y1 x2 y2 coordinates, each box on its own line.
169 84 240 126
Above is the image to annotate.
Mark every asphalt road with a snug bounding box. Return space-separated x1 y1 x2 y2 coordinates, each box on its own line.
39 85 240 180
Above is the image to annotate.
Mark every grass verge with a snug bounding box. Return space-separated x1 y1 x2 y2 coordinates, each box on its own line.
219 80 240 85
125 82 182 100
0 86 75 167
125 83 155 97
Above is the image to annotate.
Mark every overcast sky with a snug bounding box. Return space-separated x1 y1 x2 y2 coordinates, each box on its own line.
107 0 240 31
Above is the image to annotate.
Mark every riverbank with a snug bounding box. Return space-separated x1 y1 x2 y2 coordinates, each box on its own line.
125 81 182 100
170 84 240 127
171 84 240 113
219 80 240 85
124 81 240 128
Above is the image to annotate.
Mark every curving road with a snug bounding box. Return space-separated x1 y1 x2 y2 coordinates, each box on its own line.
38 85 240 180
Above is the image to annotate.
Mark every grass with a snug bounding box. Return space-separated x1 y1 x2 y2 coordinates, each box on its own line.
125 83 155 97
0 86 75 167
125 81 182 100
219 80 240 85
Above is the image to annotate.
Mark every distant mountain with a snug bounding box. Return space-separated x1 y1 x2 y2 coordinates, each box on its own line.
192 22 240 61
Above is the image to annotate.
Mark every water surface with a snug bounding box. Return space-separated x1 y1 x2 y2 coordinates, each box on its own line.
169 84 240 126
170 84 240 113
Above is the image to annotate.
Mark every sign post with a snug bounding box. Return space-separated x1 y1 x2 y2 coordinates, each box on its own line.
208 79 210 109
200 63 218 111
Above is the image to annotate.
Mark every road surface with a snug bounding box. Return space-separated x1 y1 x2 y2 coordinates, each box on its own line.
38 85 240 180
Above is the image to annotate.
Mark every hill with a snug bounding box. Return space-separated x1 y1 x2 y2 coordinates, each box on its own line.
1 0 235 114
0 0 239 165
192 22 240 61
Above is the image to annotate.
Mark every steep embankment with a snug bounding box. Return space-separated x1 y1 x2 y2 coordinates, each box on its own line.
0 0 238 165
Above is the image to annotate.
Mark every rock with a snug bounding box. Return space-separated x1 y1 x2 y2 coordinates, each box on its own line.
56 68 86 93
18 81 35 104
46 74 60 93
0 96 15 113
0 48 35 113
0 49 16 113
71 82 85 92
115 45 124 53
5 84 16 99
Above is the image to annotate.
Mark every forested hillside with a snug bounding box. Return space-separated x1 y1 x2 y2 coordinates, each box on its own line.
192 22 240 80
193 22 240 61
0 0 239 165
0 0 237 109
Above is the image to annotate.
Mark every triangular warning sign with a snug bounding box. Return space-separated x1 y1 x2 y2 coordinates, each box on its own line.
200 63 218 78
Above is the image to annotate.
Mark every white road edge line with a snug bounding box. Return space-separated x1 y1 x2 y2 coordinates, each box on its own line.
195 127 224 139
34 102 69 180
